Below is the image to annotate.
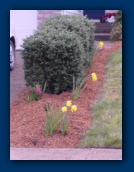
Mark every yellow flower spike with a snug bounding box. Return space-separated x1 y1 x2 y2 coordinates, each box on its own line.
91 73 98 81
66 100 72 107
71 105 77 112
99 41 104 48
61 106 67 113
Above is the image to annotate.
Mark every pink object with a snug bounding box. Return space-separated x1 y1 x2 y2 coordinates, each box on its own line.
36 85 41 95
101 46 105 50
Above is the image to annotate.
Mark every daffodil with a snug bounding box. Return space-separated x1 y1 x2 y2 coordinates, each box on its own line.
99 41 104 48
61 106 67 113
66 100 72 107
71 105 77 112
91 73 98 81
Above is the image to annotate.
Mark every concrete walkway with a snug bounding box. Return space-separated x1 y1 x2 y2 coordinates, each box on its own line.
10 147 122 160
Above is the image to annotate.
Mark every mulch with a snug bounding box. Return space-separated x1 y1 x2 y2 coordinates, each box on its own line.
10 41 122 148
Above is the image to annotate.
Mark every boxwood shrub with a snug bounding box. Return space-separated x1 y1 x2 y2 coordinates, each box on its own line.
110 10 122 41
40 15 95 67
22 15 95 94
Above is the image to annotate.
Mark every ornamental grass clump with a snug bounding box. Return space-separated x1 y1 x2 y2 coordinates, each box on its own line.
22 15 95 94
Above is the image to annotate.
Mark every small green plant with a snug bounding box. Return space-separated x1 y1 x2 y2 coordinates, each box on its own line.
27 82 47 103
72 72 98 100
60 114 69 136
27 85 42 102
60 101 78 136
45 103 61 136
72 75 88 100
44 100 78 136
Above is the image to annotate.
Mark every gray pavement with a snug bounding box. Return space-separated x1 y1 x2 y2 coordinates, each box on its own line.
10 51 25 102
10 147 122 160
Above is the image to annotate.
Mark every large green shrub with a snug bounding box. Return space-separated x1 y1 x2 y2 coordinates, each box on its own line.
40 15 95 66
22 15 95 94
114 10 122 25
111 10 122 41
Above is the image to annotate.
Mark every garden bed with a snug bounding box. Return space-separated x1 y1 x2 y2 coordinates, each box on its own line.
10 41 122 148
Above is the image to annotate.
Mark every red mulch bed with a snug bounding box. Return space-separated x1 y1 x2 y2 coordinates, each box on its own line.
10 41 122 148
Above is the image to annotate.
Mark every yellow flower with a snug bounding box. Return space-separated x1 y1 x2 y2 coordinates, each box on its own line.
99 41 104 48
61 106 67 113
91 73 98 81
71 105 77 112
66 100 72 107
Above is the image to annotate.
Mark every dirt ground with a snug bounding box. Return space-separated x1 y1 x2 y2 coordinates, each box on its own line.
10 41 122 148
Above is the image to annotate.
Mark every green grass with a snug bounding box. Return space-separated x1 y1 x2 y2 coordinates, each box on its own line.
80 49 122 148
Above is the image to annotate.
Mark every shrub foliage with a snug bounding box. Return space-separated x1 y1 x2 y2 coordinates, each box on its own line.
111 10 122 41
22 15 95 94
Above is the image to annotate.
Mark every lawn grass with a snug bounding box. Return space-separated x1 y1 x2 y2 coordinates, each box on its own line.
80 49 122 148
